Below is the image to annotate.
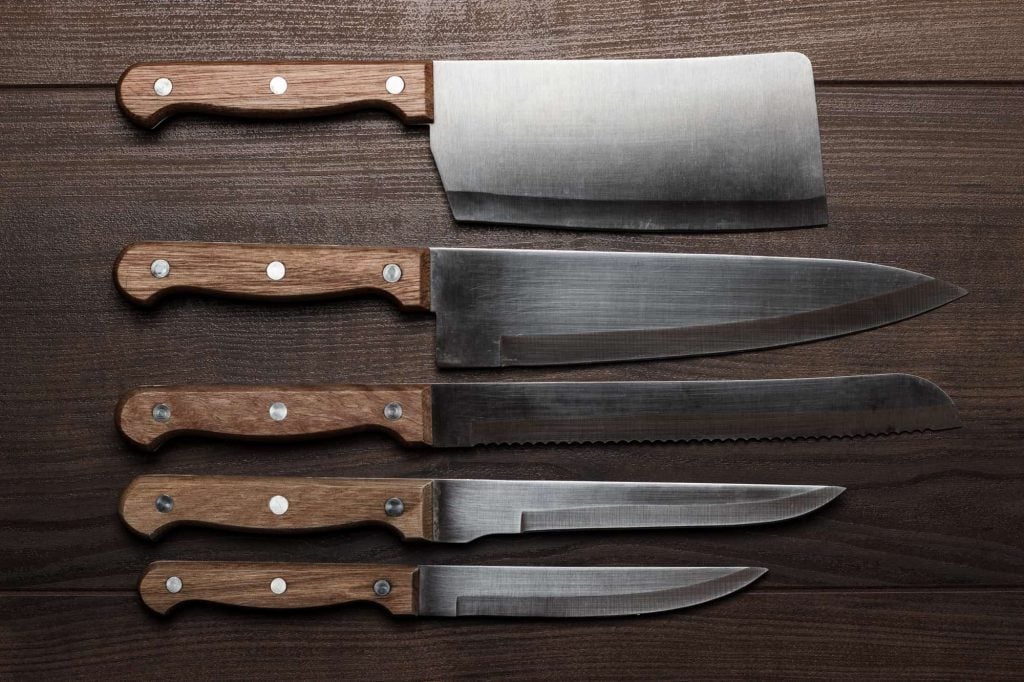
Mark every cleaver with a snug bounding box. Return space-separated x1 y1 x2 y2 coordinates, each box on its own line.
117 53 826 231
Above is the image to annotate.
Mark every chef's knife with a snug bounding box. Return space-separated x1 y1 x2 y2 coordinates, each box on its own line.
140 561 766 616
114 243 966 368
121 475 843 541
117 53 825 232
116 374 959 451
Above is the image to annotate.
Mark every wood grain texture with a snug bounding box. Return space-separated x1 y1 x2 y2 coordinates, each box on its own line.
2 1 1023 84
138 560 419 615
115 242 431 308
117 385 434 450
117 61 433 128
120 475 435 540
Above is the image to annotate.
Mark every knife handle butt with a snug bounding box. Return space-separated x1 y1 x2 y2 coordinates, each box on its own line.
114 242 431 309
117 61 433 128
139 561 419 615
116 385 434 450
120 475 435 540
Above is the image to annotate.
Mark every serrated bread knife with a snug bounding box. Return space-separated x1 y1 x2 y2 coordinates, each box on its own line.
140 561 766 616
121 475 843 541
117 374 959 451
117 53 824 232
115 243 966 368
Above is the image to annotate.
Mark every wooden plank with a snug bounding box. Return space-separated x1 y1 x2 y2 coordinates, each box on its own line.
0 85 1021 590
1 1 1023 85
1 591 1021 678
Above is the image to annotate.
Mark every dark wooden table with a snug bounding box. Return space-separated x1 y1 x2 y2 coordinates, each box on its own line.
2 2 1022 678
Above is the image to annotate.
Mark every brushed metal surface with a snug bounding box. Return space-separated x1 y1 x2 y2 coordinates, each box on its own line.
418 566 766 617
434 480 843 543
430 54 825 231
429 248 966 367
430 374 959 447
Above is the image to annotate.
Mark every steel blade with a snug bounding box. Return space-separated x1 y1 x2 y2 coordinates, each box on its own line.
430 374 958 447
418 565 765 617
429 248 966 367
434 480 843 542
429 54 825 231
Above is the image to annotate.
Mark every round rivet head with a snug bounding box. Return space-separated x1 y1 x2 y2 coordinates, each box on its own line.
165 576 182 593
270 76 288 95
382 263 402 283
373 579 391 597
384 497 405 517
150 259 170 279
270 577 287 594
153 78 172 96
383 402 403 421
152 403 171 423
269 402 288 421
269 495 289 515
155 494 174 513
385 76 405 95
266 260 286 281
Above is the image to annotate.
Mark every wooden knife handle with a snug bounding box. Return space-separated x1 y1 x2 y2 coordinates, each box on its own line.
117 61 433 128
120 475 435 540
140 561 419 615
114 242 431 308
116 385 433 450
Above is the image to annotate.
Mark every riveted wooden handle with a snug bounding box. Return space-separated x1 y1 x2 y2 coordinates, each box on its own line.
114 242 431 308
140 561 419 615
116 385 433 450
120 475 435 540
117 61 433 128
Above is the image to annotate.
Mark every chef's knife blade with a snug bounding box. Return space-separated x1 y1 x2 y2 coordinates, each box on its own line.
117 54 824 232
140 561 766 616
115 243 966 368
121 475 844 541
116 374 959 451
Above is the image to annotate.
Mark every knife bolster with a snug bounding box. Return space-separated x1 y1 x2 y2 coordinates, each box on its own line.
114 242 431 309
117 61 433 128
139 561 420 615
116 385 434 450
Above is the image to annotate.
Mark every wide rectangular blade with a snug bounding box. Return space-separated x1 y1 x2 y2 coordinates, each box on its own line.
429 54 825 231
419 565 764 617
430 374 958 448
429 248 966 367
434 480 843 543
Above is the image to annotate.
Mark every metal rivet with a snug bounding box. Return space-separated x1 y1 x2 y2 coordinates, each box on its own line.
382 263 402 283
269 495 289 515
266 261 286 281
385 76 405 95
153 78 172 96
150 259 170 278
152 403 171 423
383 402 403 421
165 576 182 593
269 402 288 421
373 579 391 597
155 494 174 513
384 497 405 517
270 577 287 594
270 76 288 95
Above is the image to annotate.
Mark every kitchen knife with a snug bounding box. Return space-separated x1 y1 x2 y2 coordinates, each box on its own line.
114 243 966 368
121 475 844 541
116 374 959 451
117 54 825 232
140 561 766 616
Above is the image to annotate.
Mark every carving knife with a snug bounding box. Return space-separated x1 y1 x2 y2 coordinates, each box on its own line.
114 243 966 368
116 53 825 232
120 475 844 541
116 374 959 451
140 561 766 616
